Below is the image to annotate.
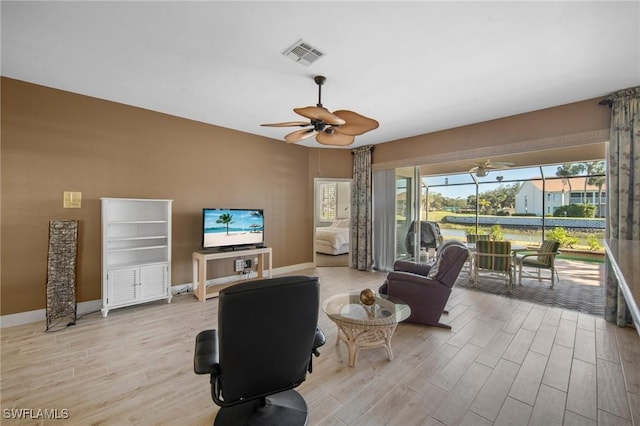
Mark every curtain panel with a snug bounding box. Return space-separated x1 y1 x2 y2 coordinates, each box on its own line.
373 168 397 271
351 146 374 271
602 86 640 327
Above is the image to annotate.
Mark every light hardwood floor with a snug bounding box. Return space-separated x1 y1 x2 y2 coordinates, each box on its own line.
1 266 639 425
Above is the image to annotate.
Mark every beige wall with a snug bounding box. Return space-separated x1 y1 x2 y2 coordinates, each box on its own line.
374 99 610 171
0 78 352 315
0 77 611 316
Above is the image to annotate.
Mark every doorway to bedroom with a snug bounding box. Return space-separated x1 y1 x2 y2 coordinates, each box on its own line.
314 178 351 267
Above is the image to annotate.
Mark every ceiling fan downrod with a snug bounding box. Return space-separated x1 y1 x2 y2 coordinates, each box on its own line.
314 75 326 108
312 75 328 132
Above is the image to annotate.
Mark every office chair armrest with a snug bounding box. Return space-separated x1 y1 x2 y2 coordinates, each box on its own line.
313 327 326 356
308 327 326 373
194 329 220 375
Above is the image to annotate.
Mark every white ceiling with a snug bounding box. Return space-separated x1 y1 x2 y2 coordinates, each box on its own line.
2 1 639 149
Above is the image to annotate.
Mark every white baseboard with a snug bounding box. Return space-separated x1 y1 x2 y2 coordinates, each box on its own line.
0 299 102 329
1 263 317 328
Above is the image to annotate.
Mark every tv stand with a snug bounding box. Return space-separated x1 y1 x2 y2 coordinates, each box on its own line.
192 247 272 302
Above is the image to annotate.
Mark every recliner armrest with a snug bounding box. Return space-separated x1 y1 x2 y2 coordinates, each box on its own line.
386 270 447 288
393 260 432 276
194 329 220 375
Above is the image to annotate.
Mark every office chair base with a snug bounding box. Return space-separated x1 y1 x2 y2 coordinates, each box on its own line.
215 389 308 426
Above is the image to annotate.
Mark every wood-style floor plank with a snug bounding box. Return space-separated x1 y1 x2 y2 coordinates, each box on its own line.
1 266 639 425
529 384 567 426
566 358 598 420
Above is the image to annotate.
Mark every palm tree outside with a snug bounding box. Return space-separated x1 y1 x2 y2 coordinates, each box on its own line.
556 163 585 203
216 213 234 235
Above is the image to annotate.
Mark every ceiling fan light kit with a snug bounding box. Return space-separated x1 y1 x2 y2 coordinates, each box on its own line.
469 159 515 177
475 168 489 177
261 75 379 146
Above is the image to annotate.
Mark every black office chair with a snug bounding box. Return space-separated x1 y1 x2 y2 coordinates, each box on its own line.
194 275 326 426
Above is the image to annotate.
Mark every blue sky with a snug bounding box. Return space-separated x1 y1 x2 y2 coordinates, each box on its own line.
422 164 604 199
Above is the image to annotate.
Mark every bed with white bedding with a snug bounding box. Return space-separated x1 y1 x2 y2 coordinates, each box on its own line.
315 219 350 255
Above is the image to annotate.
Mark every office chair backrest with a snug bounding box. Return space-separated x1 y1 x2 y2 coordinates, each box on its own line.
217 275 320 404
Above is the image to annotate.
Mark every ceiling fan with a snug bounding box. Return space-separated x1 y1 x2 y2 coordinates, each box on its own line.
469 159 515 177
261 75 379 146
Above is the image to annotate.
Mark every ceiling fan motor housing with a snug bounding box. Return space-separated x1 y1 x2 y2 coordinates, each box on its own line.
261 74 379 145
313 120 326 132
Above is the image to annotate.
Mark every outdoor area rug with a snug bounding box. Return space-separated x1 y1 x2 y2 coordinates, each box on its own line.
455 260 605 317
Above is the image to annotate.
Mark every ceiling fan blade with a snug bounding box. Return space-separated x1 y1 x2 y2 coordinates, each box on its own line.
331 110 379 136
285 128 317 143
294 106 346 125
316 131 355 146
261 121 310 127
489 161 515 167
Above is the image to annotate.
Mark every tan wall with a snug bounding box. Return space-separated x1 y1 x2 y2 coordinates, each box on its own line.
0 77 612 317
0 78 352 315
374 99 610 169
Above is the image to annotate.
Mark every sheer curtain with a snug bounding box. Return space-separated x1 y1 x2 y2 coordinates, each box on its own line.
602 86 640 327
351 146 374 270
373 168 396 271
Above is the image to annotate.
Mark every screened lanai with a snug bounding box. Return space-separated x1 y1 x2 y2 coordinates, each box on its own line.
373 151 607 316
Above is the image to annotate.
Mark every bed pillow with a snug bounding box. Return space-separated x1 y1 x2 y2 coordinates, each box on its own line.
331 219 350 228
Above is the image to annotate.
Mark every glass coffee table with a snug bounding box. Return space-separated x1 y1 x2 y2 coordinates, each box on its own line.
322 292 411 367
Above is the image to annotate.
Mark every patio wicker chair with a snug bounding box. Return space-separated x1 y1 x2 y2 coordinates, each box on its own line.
515 240 561 289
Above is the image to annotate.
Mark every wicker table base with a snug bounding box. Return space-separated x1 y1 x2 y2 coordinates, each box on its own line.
322 292 411 367
330 318 398 367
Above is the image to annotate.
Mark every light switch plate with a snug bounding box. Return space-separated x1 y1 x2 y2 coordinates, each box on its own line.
63 191 82 208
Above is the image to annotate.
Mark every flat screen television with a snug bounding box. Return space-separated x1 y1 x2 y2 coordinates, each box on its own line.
202 208 264 250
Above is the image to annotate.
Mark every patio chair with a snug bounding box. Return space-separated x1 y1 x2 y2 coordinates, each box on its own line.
473 240 513 290
466 234 490 243
464 234 490 272
515 240 561 289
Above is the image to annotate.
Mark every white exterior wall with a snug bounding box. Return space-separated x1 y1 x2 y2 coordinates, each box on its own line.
515 181 541 215
515 182 569 216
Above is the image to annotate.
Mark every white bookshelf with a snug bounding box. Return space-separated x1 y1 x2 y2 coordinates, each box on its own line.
101 198 173 317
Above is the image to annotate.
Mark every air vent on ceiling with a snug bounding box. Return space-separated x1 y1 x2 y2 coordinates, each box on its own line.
282 39 325 66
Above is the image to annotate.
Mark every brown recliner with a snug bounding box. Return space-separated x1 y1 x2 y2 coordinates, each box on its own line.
379 240 469 329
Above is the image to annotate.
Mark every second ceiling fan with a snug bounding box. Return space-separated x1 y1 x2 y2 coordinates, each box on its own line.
261 75 379 146
470 159 515 177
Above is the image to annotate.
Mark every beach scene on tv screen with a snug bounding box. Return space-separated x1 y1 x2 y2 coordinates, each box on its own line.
203 209 264 248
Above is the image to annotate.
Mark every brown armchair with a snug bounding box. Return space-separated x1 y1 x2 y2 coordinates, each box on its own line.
379 240 469 329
